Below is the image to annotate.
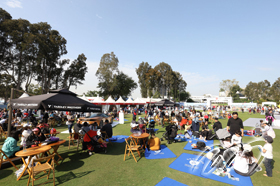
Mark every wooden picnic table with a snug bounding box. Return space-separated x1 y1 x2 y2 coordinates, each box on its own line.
15 145 51 181
130 133 150 149
39 139 66 166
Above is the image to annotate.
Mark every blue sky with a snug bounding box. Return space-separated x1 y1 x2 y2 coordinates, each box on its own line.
2 0 280 98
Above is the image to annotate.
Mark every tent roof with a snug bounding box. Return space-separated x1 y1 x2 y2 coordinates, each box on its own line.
19 93 30 99
116 96 126 103
154 99 175 106
10 89 101 112
105 96 116 103
134 97 146 105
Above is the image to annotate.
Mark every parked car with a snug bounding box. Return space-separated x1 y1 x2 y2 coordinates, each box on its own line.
77 113 113 128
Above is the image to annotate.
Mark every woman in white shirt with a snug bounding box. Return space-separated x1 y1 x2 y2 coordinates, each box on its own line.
21 124 32 145
233 144 259 176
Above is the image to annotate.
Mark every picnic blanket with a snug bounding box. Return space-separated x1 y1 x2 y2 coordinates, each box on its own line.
155 177 188 186
106 135 129 143
183 139 214 152
201 159 253 186
169 153 206 177
145 145 176 159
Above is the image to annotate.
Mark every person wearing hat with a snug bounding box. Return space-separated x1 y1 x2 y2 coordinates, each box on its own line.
130 121 141 134
212 117 222 133
261 121 276 139
21 123 32 146
25 127 46 147
262 136 273 177
233 144 260 176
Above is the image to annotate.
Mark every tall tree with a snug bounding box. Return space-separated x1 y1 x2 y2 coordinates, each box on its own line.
96 52 119 97
229 85 242 101
154 62 173 98
271 78 280 102
219 79 239 96
145 68 161 97
63 54 87 89
136 62 151 97
33 22 67 93
257 80 271 101
244 81 259 101
112 72 137 98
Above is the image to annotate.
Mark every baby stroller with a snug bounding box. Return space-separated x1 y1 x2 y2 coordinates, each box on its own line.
161 124 178 144
147 119 156 134
82 130 107 155
210 148 237 169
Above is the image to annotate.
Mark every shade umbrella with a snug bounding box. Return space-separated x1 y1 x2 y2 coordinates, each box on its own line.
10 89 101 112
154 99 175 107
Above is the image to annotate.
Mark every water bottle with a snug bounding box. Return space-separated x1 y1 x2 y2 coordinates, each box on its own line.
23 141 26 152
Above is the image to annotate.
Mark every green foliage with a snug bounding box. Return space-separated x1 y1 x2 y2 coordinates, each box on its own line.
63 53 88 89
96 52 137 98
85 90 99 97
219 79 239 96
0 74 16 103
270 77 280 103
135 62 151 97
229 85 242 101
27 83 42 95
0 8 87 94
153 90 161 98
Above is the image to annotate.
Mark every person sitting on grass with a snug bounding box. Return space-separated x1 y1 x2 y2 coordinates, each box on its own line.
25 127 46 147
1 130 22 159
261 121 275 139
147 131 161 151
101 120 113 138
130 121 142 134
233 144 261 176
231 130 242 147
199 126 209 142
213 117 222 132
184 125 192 139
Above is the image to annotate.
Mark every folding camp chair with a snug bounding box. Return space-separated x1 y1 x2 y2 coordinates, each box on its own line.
0 126 8 139
0 149 20 170
27 154 55 186
101 131 112 145
124 137 141 163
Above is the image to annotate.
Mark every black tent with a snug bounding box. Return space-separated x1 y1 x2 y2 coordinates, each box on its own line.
10 89 101 112
154 99 175 107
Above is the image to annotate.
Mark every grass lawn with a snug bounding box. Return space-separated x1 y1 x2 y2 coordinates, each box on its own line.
1 112 280 186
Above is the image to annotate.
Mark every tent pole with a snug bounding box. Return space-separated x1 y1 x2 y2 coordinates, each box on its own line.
8 88 14 137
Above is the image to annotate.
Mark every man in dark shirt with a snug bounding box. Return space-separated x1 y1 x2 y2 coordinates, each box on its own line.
226 112 244 136
160 110 165 128
101 120 113 138
213 118 222 132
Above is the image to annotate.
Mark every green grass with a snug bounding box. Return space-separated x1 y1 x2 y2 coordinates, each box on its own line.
1 112 280 186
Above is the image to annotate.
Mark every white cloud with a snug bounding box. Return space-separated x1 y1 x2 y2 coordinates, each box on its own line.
96 14 102 19
6 0 22 8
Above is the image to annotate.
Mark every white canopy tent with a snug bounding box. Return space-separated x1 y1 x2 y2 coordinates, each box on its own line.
126 97 135 105
19 93 30 99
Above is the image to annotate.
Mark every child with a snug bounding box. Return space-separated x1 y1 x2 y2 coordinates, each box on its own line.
231 130 242 146
184 125 192 139
255 120 263 137
262 136 273 177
